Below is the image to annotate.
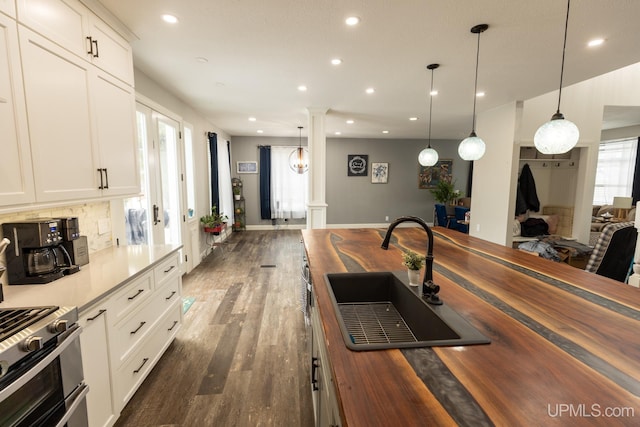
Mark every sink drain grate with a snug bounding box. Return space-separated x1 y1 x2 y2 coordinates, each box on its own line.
338 302 418 345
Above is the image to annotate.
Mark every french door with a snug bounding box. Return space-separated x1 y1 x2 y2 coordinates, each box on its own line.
124 103 183 247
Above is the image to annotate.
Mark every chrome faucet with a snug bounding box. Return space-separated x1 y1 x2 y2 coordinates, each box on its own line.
381 216 442 305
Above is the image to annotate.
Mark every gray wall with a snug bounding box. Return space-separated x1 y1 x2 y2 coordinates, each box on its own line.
230 136 469 226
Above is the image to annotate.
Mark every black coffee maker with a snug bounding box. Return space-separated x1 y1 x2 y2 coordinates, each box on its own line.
1 220 80 285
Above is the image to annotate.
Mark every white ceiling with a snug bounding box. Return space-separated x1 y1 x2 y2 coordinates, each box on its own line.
96 0 640 139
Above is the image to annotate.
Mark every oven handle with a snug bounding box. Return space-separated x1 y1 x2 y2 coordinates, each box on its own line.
0 325 82 401
54 382 89 427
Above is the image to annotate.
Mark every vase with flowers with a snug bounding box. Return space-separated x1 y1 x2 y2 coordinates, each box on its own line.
402 250 425 286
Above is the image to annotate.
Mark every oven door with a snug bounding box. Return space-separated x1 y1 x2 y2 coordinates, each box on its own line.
0 326 88 427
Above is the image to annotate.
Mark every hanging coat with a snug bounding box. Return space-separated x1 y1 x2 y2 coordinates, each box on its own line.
516 163 540 215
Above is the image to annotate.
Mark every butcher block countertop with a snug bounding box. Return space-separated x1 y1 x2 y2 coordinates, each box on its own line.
301 227 639 427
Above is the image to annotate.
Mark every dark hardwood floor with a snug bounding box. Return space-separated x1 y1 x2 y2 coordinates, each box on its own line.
115 230 314 427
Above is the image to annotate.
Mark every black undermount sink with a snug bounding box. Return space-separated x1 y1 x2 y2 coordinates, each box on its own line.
325 272 490 351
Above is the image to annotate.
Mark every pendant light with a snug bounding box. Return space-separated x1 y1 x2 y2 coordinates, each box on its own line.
418 64 440 167
534 0 579 154
458 24 488 161
289 126 308 174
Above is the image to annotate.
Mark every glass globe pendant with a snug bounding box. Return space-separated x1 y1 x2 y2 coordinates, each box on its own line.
458 24 488 162
418 64 440 167
289 126 308 174
534 0 579 155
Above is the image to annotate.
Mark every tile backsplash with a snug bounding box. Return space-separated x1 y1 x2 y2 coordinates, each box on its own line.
0 202 113 254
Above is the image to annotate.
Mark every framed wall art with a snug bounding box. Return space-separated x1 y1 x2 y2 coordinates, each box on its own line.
371 162 389 183
237 161 258 174
347 154 368 176
418 159 452 189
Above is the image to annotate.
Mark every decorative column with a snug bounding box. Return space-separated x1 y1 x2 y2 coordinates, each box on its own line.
306 107 328 229
627 201 640 288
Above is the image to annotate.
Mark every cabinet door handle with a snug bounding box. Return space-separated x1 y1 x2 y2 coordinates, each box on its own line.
153 205 160 225
103 168 109 189
311 357 319 391
97 168 104 189
133 357 149 374
163 265 175 274
130 321 147 335
127 289 144 300
167 320 179 331
86 36 94 55
86 309 106 321
165 290 177 300
92 39 99 57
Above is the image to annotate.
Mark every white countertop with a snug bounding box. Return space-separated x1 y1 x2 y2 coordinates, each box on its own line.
0 244 182 312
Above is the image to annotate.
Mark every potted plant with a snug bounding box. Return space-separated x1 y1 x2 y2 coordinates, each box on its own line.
402 250 425 286
200 206 228 233
430 180 461 214
233 186 241 200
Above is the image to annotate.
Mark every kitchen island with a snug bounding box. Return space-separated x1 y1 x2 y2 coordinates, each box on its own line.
302 227 639 426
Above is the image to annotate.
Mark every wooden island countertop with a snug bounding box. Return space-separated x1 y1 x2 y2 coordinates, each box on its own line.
301 227 639 426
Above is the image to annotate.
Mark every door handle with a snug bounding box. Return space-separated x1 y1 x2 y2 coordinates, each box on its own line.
311 357 319 391
153 205 160 225
103 168 109 189
92 39 99 57
97 168 104 189
86 36 93 55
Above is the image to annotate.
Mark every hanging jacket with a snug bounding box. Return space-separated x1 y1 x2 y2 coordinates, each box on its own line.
516 163 540 215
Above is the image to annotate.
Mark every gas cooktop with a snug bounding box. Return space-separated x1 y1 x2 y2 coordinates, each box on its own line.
0 307 59 342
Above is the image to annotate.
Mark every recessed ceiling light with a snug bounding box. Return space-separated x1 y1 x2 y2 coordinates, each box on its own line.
335 131 342 135
366 88 375 94
257 130 264 134
195 57 208 63
346 120 354 124
409 117 418 121
382 130 389 134
297 85 307 92
588 38 604 47
248 117 256 122
345 16 360 26
476 91 485 97
430 90 438 96
162 14 178 24
331 58 342 65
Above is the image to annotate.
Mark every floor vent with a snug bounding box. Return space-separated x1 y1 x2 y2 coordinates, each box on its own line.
260 264 277 268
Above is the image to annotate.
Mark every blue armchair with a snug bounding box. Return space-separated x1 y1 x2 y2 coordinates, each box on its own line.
454 206 470 233
434 204 456 229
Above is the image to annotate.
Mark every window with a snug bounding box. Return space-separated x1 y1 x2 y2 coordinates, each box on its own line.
593 138 638 205
270 146 308 218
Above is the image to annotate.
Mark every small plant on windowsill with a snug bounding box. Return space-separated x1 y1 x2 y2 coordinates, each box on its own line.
200 206 228 233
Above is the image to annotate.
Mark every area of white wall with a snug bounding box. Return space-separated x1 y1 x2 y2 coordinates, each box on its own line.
470 102 520 245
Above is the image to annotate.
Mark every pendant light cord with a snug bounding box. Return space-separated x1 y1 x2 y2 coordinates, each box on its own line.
556 0 571 114
427 68 435 148
471 30 481 132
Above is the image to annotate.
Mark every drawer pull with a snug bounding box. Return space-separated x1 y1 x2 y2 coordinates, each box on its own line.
127 289 145 300
165 291 177 301
167 320 179 331
163 265 175 273
133 358 149 374
130 321 147 335
86 309 106 321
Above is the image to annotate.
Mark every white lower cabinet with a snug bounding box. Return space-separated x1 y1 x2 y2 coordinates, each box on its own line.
79 252 182 425
310 294 341 427
79 303 117 427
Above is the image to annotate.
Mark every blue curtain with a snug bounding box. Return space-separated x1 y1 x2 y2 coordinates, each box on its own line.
208 132 219 211
259 146 271 219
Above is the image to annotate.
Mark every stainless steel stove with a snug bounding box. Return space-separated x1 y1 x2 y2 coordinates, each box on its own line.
0 306 88 427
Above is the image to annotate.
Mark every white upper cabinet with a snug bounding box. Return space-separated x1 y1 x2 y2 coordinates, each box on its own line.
0 14 35 206
17 0 133 85
20 26 101 202
92 71 139 197
0 0 16 18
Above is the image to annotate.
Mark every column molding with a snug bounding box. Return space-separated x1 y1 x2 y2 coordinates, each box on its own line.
306 107 328 229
